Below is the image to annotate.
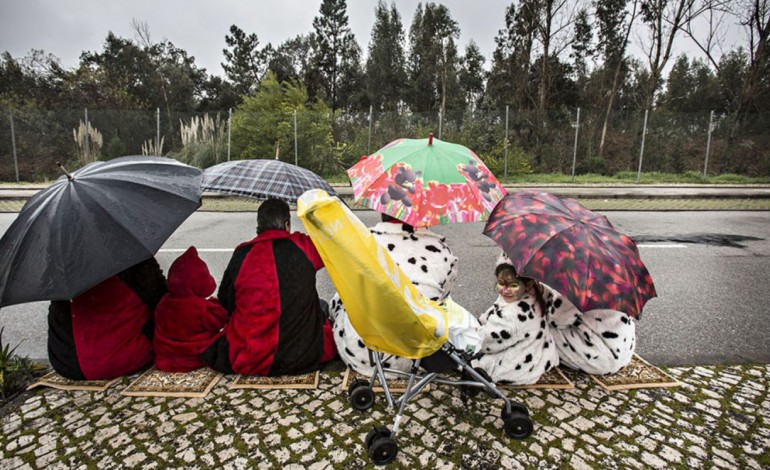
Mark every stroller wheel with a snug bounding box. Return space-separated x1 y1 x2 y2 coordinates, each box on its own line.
365 426 391 449
502 402 530 419
503 412 533 439
348 379 369 395
368 435 398 465
349 385 376 411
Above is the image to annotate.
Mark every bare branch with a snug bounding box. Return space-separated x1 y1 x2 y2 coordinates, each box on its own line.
131 19 153 48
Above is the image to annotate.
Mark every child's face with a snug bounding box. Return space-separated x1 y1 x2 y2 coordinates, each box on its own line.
496 271 520 303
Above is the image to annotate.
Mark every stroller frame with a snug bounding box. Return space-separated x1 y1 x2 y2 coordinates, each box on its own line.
347 342 533 465
295 190 532 465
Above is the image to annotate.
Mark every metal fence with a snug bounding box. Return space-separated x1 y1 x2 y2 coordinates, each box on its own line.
1 106 768 182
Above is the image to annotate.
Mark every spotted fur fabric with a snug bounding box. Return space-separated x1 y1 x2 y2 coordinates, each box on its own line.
546 287 636 375
329 222 458 376
474 294 559 385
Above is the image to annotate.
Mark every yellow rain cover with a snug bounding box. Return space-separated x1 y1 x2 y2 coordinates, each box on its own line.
297 189 448 359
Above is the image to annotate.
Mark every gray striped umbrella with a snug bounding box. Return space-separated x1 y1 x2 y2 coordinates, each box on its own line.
201 159 338 203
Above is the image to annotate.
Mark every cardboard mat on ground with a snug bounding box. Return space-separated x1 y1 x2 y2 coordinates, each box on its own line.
340 368 432 393
27 371 121 392
229 371 320 390
120 367 223 398
589 354 681 391
497 367 575 390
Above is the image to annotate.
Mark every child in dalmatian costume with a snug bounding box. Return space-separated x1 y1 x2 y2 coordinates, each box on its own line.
547 286 636 375
329 214 458 377
473 254 559 385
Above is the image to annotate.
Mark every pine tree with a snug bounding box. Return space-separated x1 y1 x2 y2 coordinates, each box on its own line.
406 2 460 114
459 41 486 112
311 0 361 112
267 35 313 87
222 25 267 96
365 0 407 112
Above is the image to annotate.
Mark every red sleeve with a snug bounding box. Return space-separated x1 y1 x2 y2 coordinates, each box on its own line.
291 232 324 271
202 298 229 331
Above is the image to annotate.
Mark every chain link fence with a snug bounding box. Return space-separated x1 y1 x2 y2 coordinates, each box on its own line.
1 106 768 182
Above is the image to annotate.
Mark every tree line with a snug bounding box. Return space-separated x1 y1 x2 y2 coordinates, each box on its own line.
1 0 768 180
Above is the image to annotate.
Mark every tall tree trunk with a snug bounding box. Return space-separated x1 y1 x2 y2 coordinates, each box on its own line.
598 0 638 159
721 2 770 172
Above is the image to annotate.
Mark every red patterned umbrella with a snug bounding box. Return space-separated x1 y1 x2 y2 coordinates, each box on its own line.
483 190 656 318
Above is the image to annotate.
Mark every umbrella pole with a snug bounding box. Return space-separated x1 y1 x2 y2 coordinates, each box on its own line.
56 162 74 181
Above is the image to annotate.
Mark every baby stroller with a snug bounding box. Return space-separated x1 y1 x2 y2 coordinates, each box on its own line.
298 190 533 466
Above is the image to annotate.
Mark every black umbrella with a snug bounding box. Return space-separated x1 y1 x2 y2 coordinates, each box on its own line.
201 159 338 203
0 156 202 308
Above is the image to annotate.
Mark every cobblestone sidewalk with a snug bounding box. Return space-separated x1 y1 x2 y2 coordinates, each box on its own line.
1 363 768 469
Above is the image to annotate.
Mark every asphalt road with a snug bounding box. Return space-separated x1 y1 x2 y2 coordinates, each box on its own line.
1 210 768 366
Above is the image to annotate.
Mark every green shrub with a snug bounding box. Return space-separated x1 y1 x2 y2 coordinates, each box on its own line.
105 134 127 159
0 327 35 399
481 141 533 179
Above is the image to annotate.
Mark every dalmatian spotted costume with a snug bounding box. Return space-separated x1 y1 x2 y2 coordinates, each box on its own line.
329 220 458 376
474 285 559 386
547 292 636 375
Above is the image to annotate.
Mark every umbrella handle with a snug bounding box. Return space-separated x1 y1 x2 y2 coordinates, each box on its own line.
57 162 74 181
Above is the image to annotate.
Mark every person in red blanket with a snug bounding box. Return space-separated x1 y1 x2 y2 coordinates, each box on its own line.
202 198 337 376
153 246 228 372
47 257 167 380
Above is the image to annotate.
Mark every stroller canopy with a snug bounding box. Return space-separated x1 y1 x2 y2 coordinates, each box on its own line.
297 189 448 359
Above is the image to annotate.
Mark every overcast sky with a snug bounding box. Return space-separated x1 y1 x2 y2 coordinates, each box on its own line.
0 0 514 77
0 0 745 78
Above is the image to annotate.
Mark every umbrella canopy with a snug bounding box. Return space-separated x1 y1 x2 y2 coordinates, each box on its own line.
482 190 656 318
201 159 338 203
0 156 202 308
347 134 506 227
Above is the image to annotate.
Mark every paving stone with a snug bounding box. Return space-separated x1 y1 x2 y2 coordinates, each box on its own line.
712 447 737 464
640 451 667 469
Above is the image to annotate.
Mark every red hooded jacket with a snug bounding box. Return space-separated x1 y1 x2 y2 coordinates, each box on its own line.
154 247 228 372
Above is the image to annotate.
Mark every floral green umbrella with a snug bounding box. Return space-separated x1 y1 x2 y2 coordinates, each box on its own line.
347 134 506 227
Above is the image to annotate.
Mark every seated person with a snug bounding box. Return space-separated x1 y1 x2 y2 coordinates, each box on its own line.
474 254 559 385
202 199 336 376
547 291 636 375
329 213 459 376
154 246 228 372
47 257 167 380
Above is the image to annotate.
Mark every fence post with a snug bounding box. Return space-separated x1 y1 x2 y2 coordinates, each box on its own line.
227 108 232 162
636 109 649 183
571 107 581 182
367 105 373 155
438 110 443 140
504 105 509 179
156 108 160 156
9 111 19 182
703 110 714 177
294 109 298 166
84 108 90 162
